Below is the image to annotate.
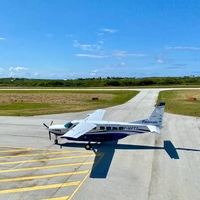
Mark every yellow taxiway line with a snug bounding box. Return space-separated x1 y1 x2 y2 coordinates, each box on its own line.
0 170 89 183
0 154 98 165
0 150 85 159
0 161 94 173
68 153 104 200
0 181 80 194
0 148 34 153
43 196 69 200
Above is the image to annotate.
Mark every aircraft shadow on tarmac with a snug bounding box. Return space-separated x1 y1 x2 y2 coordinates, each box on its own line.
60 140 200 179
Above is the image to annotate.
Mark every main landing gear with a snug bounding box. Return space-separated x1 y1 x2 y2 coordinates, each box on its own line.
85 143 91 150
85 140 91 150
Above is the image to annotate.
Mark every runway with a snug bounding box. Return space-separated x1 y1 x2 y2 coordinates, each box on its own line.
0 89 200 200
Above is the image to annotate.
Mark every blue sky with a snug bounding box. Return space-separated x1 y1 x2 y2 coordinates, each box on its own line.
1 0 200 79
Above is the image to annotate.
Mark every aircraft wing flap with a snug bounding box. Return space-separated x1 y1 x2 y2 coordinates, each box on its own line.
85 109 105 121
62 122 96 139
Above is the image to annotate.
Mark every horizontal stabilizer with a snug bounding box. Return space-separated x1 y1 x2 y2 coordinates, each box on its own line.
147 125 160 134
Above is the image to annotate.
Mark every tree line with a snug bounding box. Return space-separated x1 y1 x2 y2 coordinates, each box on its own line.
0 77 200 87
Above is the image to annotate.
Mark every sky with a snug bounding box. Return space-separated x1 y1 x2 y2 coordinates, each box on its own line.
1 0 200 79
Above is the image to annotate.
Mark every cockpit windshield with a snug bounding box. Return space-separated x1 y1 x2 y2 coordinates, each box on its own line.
64 122 73 129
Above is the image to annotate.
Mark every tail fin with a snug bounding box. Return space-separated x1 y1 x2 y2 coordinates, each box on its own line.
133 102 165 127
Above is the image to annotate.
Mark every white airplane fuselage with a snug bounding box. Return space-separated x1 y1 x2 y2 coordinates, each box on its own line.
49 119 152 142
44 102 165 148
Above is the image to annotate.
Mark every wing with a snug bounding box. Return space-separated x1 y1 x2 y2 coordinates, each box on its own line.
61 122 96 139
85 109 105 121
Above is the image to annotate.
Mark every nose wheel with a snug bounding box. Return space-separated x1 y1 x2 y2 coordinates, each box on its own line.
54 136 58 145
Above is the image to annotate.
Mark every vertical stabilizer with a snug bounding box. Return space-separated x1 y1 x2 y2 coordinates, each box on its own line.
132 102 165 127
147 102 165 126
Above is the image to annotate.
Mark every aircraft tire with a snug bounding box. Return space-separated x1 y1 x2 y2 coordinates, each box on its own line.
54 139 58 145
85 144 91 150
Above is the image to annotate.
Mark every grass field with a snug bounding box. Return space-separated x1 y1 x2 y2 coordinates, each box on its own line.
0 90 139 116
1 89 200 117
157 90 200 117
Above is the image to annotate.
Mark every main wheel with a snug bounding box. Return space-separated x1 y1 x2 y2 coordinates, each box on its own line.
85 143 91 150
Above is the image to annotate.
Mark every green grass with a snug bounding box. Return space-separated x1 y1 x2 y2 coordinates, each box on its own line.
0 90 139 116
157 90 200 117
0 103 51 110
0 103 53 116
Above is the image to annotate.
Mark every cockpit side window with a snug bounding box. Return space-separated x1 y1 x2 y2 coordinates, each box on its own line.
64 122 73 129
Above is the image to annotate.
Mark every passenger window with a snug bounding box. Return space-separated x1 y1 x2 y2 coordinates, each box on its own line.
113 127 118 130
100 126 105 130
119 127 124 130
106 127 111 130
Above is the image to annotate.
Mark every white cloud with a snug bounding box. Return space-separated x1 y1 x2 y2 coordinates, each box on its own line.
168 64 187 69
0 37 5 40
66 34 73 37
90 70 98 76
74 40 145 59
172 64 187 67
120 62 127 67
34 72 40 76
73 40 102 52
113 50 146 58
98 40 104 44
76 54 107 58
8 66 29 77
0 68 4 72
165 46 200 51
46 34 53 37
9 66 28 72
156 54 167 64
100 28 118 33
97 33 104 36
76 50 145 59
104 62 128 69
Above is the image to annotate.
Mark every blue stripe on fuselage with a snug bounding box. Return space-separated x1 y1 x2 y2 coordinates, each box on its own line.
65 133 129 142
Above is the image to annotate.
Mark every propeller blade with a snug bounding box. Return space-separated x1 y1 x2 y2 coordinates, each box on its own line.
43 123 49 128
50 121 53 126
49 131 51 140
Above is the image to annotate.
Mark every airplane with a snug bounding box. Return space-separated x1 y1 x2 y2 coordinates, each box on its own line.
43 102 165 150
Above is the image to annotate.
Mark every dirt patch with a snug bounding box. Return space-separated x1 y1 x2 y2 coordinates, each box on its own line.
0 93 114 104
176 90 200 100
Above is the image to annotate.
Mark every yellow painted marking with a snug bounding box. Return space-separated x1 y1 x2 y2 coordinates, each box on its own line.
0 150 85 159
43 196 69 200
0 181 80 194
0 148 34 153
69 153 104 200
0 161 93 173
0 146 86 153
0 154 98 165
0 146 36 149
0 170 89 183
0 146 81 152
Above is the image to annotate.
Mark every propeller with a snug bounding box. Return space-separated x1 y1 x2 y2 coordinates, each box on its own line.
43 121 53 140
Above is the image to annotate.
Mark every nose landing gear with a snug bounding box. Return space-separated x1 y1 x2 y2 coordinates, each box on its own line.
54 136 58 145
